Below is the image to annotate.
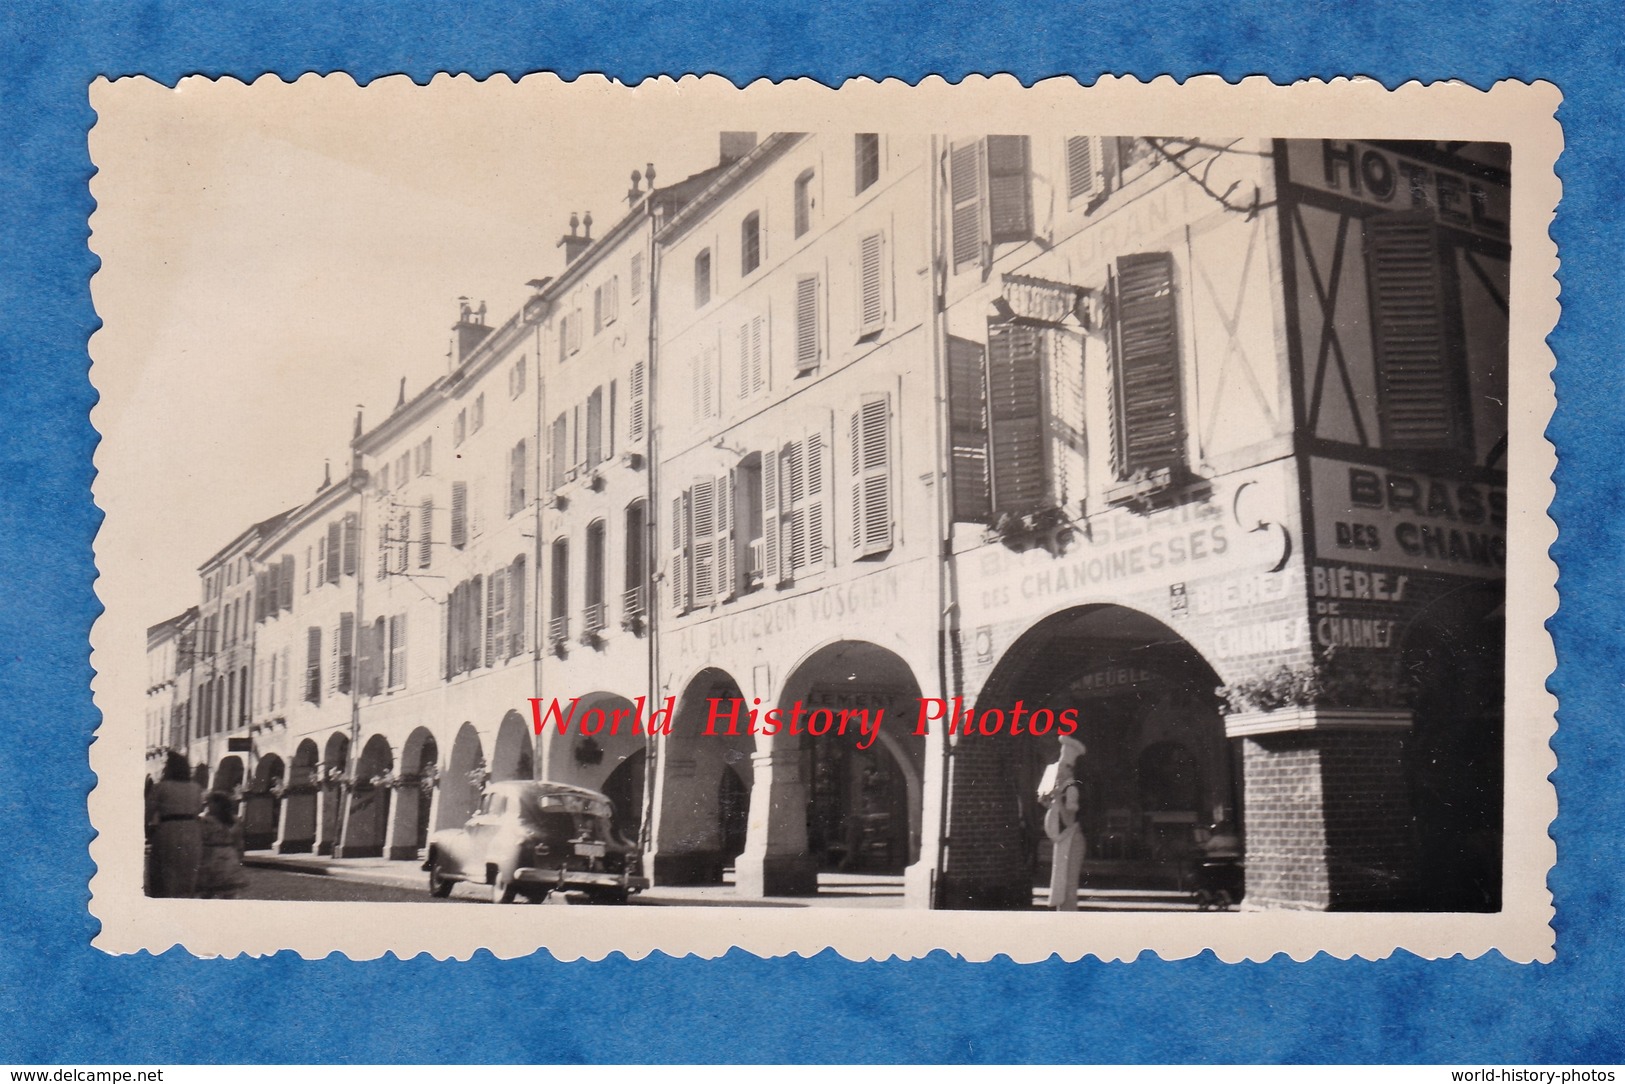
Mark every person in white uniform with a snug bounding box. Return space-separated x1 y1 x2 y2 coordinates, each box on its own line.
1038 735 1087 911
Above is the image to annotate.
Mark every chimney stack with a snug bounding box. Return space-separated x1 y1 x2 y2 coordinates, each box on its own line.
559 210 593 266
719 132 757 164
451 298 493 367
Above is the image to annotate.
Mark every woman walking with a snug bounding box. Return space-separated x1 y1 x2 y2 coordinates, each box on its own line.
146 752 204 897
197 790 246 900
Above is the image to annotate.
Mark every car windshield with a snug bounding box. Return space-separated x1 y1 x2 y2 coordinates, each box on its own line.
513 788 612 825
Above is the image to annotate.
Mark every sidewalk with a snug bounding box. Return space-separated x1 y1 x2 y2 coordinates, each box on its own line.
243 851 909 907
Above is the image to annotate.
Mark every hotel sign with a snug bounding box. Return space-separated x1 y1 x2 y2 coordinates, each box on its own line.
1285 140 1510 242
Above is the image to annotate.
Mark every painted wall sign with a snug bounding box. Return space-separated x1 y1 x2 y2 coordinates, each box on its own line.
1285 140 1510 242
1310 458 1507 577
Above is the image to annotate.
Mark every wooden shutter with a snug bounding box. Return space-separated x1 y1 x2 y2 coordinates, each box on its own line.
986 135 1032 243
305 626 322 704
950 141 985 271
987 322 1048 514
328 618 342 694
508 557 526 658
761 447 780 586
316 535 328 586
629 362 646 441
487 567 506 665
795 274 820 373
690 477 716 603
1067 136 1102 202
1111 252 1185 476
418 496 433 569
508 442 524 516
338 611 354 693
342 513 358 576
422 437 432 475
279 646 290 707
737 320 752 400
858 232 885 335
804 430 827 570
586 390 602 467
947 336 992 521
280 555 294 611
358 616 375 694
782 439 806 574
716 470 735 600
850 394 893 556
670 493 687 613
254 572 268 621
470 479 485 539
396 509 411 573
324 522 340 584
1365 214 1461 449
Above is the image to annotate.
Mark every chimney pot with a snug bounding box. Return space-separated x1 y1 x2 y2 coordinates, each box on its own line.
568 212 579 237
583 211 593 238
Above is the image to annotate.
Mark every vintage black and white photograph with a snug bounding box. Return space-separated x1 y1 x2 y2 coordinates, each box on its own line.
88 75 1558 961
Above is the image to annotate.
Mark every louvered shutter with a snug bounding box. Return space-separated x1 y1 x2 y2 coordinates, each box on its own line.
629 362 646 441
338 612 354 693
342 513 358 576
1365 215 1461 449
280 646 290 707
487 567 506 665
508 442 524 516
326 521 342 584
328 618 342 694
280 555 294 610
690 477 716 603
586 391 602 467
858 232 885 335
737 320 752 400
305 626 322 704
419 497 433 568
316 536 328 586
804 430 827 570
357 615 375 695
508 558 526 658
422 438 432 476
950 141 985 271
1111 252 1185 476
947 336 992 521
850 394 893 556
470 480 485 539
987 136 1032 243
670 494 687 613
1066 136 1102 202
795 274 820 373
750 315 766 397
783 439 806 575
397 509 411 573
987 322 1048 513
761 447 780 586
716 470 735 600
255 572 268 621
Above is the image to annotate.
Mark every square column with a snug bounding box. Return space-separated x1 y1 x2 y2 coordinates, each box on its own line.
733 734 817 897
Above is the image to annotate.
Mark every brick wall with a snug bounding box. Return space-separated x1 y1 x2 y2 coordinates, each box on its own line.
937 732 1030 909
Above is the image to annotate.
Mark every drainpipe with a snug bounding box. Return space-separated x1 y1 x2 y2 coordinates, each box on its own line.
929 135 957 909
338 478 365 857
638 206 661 866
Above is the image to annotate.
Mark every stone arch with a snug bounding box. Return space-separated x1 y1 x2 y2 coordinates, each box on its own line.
490 709 535 783
277 739 320 854
212 756 244 794
439 722 484 831
340 733 394 858
648 667 754 886
944 603 1233 909
318 732 350 855
389 727 439 859
243 753 285 850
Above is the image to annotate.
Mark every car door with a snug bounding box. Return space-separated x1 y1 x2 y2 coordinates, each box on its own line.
459 790 506 878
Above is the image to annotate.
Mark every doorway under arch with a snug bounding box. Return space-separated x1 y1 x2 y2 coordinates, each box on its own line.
341 733 394 858
389 728 439 859
439 722 484 831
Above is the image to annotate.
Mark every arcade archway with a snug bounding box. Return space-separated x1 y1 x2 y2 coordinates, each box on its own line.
278 739 320 854
318 732 349 855
439 722 484 830
649 668 754 885
243 754 284 850
539 692 650 840
491 710 535 783
341 734 393 858
947 604 1237 909
389 728 438 859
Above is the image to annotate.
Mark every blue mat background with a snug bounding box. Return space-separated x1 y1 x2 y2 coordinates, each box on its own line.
1 0 1620 1064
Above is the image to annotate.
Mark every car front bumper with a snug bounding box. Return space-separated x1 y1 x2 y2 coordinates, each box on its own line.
513 866 650 893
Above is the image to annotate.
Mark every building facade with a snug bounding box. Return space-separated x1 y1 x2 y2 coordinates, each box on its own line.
144 132 1509 914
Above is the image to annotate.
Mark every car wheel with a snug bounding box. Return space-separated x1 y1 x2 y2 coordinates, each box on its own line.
490 870 518 905
428 858 455 898
587 888 630 905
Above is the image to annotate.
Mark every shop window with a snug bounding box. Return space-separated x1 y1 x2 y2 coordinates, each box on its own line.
855 134 880 194
1365 214 1472 451
848 393 893 557
741 212 761 276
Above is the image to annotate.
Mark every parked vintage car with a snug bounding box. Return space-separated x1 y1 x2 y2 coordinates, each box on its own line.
424 780 648 904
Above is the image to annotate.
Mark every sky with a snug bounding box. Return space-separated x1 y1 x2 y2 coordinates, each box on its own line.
87 74 737 733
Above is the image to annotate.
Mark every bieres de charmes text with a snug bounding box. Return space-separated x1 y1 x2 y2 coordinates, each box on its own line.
530 696 1081 751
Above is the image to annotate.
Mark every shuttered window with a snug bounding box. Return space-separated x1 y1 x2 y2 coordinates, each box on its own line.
857 231 885 336
795 274 821 373
395 509 411 573
1365 214 1468 450
849 394 893 557
986 135 1033 244
585 389 603 468
550 540 569 641
683 472 736 606
548 414 568 490
1066 136 1102 202
986 321 1048 513
947 336 991 522
387 614 407 689
629 362 647 441
741 212 761 276
669 492 688 614
358 617 377 695
337 612 354 694
279 555 294 611
450 481 468 549
486 566 507 666
508 556 526 658
630 252 644 301
737 314 766 400
418 497 433 569
1111 251 1186 478
950 141 984 272
779 430 828 580
342 513 358 576
508 439 529 516
584 520 607 633
694 249 711 309
304 626 322 704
